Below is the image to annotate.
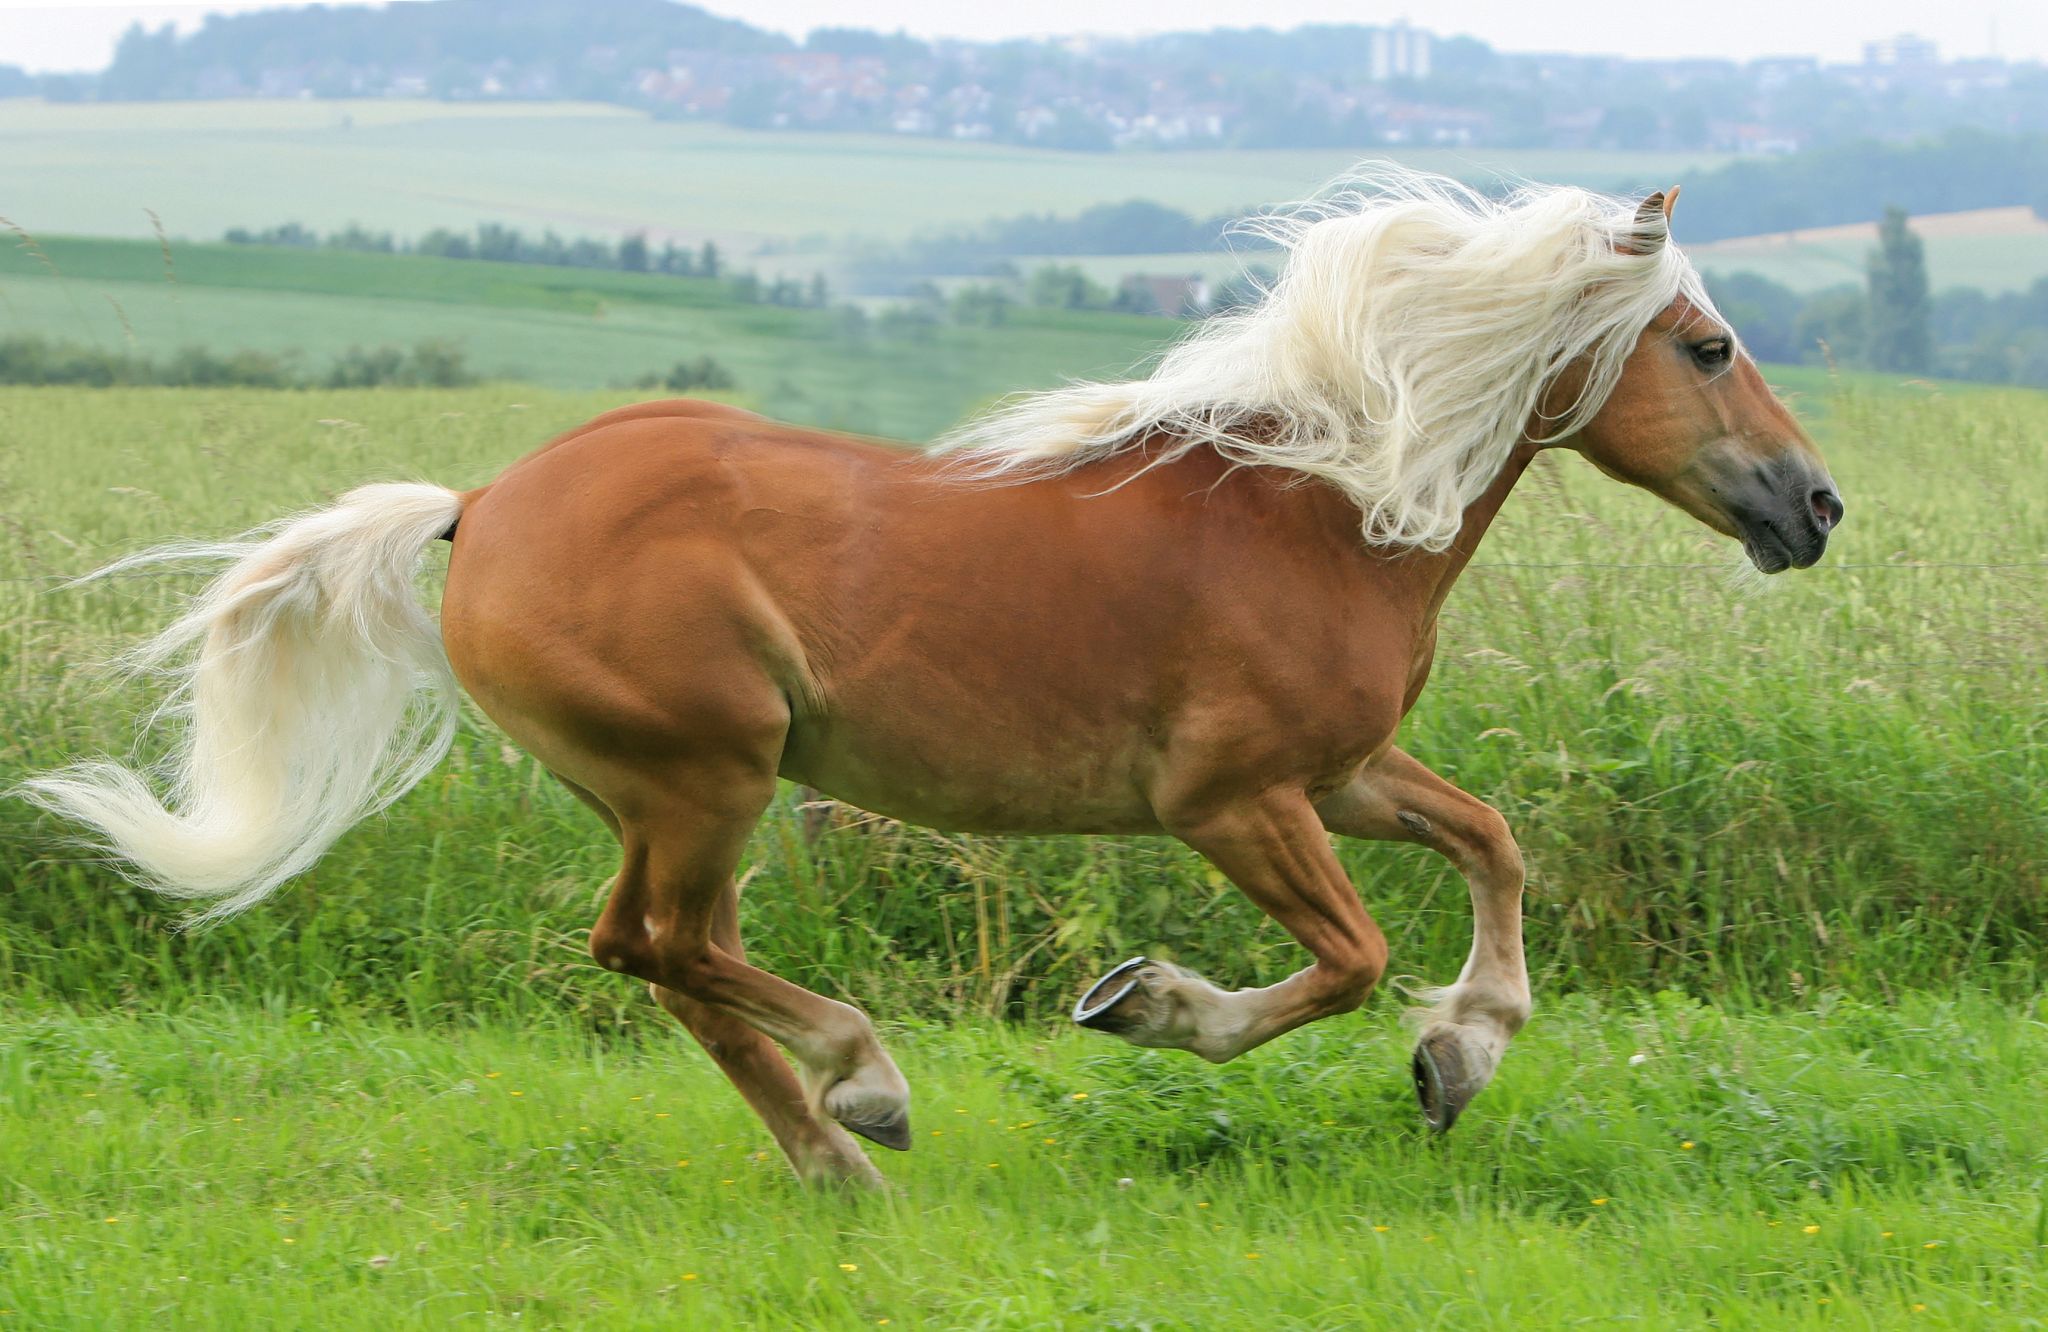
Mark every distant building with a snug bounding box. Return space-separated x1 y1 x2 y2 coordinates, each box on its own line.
1369 22 1432 82
1749 55 1820 92
1119 274 1210 319
1863 34 1938 68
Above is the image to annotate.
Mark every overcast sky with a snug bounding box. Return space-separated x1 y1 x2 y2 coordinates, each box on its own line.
0 0 2039 73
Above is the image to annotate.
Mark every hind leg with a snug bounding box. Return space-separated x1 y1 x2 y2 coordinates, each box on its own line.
649 887 885 1188
587 762 911 1158
556 775 882 1187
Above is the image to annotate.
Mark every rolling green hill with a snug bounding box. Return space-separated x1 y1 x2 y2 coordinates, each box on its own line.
0 98 1727 251
0 233 1174 441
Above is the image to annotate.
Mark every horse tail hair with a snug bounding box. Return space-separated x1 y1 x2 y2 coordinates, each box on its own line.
17 483 467 927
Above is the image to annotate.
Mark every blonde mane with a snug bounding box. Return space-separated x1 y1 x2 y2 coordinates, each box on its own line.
939 164 1724 551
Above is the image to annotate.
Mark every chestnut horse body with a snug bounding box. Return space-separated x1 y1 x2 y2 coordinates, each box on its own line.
25 176 1841 1188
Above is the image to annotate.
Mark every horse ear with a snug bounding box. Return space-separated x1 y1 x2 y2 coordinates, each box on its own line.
1621 186 1678 255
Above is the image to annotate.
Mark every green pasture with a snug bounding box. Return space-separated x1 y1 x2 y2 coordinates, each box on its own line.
0 236 1169 440
2 995 2043 1329
0 98 1727 250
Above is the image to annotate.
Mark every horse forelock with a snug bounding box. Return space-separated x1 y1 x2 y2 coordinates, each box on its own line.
938 163 1723 551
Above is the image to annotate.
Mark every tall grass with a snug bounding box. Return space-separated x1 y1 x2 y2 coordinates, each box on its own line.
1 378 2042 1025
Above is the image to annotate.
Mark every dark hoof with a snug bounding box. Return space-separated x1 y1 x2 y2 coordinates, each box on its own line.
841 1110 912 1152
1073 956 1151 1032
1412 1034 1474 1134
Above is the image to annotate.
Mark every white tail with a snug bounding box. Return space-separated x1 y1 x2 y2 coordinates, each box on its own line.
19 483 466 926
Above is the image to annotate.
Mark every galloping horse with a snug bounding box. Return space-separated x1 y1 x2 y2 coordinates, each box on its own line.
25 170 1842 1188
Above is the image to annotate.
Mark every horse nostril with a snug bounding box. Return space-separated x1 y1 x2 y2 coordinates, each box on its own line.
1809 489 1844 532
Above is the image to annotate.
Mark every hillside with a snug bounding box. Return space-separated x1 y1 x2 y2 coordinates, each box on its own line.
0 233 1175 441
0 98 1724 252
1694 205 2048 293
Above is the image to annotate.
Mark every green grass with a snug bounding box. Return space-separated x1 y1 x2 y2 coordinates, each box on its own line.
0 237 1172 439
0 97 1729 248
1 997 2043 1329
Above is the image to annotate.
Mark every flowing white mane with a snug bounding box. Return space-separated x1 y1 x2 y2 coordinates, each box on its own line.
939 164 1724 550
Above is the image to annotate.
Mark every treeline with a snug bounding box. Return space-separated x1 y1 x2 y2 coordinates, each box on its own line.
0 336 477 389
1719 273 2048 387
224 222 833 308
1712 210 2048 387
1638 129 2048 244
845 200 1248 291
846 131 2048 288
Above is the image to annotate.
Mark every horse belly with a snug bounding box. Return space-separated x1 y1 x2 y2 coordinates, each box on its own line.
780 714 1162 835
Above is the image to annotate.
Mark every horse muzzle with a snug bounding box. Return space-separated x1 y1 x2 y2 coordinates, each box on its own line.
1727 466 1844 574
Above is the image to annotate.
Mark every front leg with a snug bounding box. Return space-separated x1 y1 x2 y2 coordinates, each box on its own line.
1316 747 1530 1131
1074 789 1389 1064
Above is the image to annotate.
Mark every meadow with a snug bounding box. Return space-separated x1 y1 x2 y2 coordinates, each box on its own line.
0 350 2043 1323
3 995 2043 1329
0 235 1170 440
0 98 1727 249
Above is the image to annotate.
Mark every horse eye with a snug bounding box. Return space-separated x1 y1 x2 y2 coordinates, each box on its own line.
1689 338 1732 370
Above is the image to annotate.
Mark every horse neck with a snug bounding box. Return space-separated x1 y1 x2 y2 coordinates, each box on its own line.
1382 440 1541 622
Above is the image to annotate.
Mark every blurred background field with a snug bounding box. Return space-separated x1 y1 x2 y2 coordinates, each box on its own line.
0 98 1729 246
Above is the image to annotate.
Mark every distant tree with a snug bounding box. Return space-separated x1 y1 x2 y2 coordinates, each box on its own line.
950 284 1011 326
1793 286 1869 366
806 273 830 307
639 355 736 393
1026 264 1106 310
1708 271 1805 364
566 237 614 269
1865 207 1932 374
618 232 649 273
417 228 474 261
698 241 722 280
326 223 395 253
475 223 525 263
100 22 182 99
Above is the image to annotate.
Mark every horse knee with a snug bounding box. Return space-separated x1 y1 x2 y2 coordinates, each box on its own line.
590 915 720 997
1461 803 1524 890
589 915 654 979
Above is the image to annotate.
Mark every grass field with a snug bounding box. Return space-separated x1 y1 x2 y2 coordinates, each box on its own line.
0 235 1172 440
0 98 1728 250
3 996 2044 1329
1696 233 2048 295
0 353 2043 1324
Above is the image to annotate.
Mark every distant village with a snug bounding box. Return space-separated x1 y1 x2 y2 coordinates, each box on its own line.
620 29 2029 155
28 7 2047 156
